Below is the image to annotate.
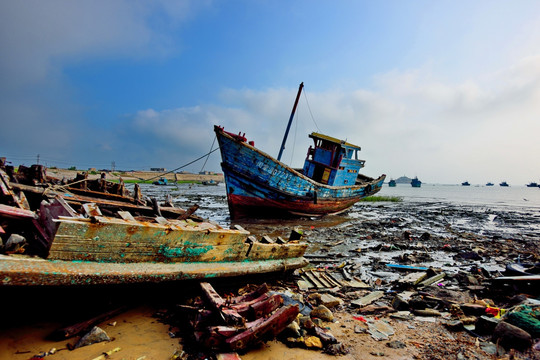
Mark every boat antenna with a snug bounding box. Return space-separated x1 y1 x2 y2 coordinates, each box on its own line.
277 82 304 161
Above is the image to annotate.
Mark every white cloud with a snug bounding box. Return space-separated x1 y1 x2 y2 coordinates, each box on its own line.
126 56 539 183
0 0 199 88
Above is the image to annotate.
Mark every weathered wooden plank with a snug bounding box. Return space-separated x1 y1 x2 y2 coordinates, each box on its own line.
313 271 333 288
418 272 446 287
200 282 245 326
0 203 37 219
351 291 385 307
0 255 309 286
52 217 248 246
48 240 307 263
225 304 300 351
48 242 247 263
245 242 307 261
229 283 269 304
50 307 127 340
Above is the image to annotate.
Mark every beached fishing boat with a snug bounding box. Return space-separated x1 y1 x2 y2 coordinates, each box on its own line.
0 160 307 286
214 83 386 219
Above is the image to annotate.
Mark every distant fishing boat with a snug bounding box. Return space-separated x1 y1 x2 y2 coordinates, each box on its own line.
461 181 470 186
152 177 168 185
526 182 538 188
500 181 509 187
486 182 494 186
214 83 386 219
388 179 396 187
411 177 422 188
202 179 219 186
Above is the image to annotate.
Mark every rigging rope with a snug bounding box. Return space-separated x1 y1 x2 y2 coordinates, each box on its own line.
143 147 220 182
290 105 299 165
200 136 217 173
302 89 321 133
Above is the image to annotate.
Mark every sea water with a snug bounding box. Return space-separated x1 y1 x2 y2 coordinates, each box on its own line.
138 182 540 239
379 183 540 209
137 181 539 275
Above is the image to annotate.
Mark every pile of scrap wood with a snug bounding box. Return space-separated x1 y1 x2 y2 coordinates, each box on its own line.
1 157 308 286
179 282 300 352
0 157 200 258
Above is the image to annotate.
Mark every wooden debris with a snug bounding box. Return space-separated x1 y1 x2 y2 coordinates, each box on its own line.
418 272 446 287
50 307 127 340
188 282 299 352
351 291 385 307
200 282 245 326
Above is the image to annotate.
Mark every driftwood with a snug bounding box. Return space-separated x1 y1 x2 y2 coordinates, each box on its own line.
50 306 127 340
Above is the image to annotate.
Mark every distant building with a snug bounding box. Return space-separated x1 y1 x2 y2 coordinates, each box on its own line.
150 168 166 172
88 168 97 172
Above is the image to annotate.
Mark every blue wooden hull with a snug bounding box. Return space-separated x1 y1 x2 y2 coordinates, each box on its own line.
214 126 386 219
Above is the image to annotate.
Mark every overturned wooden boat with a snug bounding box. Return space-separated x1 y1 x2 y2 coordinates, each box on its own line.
215 83 386 219
0 160 307 286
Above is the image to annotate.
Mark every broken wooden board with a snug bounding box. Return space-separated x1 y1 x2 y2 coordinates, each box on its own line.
351 291 385 307
0 255 308 286
47 215 307 263
298 269 369 290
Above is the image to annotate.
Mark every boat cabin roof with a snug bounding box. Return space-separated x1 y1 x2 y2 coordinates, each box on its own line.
309 132 361 150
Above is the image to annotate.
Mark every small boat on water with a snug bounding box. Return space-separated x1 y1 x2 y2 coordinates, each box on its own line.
388 179 396 187
486 182 494 186
526 182 539 188
500 181 509 187
152 177 168 185
0 159 307 286
202 179 219 186
215 83 386 219
461 181 470 186
411 177 422 188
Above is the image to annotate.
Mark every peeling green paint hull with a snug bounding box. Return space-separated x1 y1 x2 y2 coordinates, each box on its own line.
0 255 308 286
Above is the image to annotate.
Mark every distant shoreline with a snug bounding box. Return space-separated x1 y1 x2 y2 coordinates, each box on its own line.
46 168 224 184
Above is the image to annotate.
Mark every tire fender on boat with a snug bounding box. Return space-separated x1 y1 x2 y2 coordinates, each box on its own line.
365 184 372 195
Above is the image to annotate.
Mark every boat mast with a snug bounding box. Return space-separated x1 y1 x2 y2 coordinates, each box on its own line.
277 82 304 162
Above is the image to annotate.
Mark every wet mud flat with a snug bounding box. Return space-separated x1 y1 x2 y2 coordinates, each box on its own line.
1 184 539 360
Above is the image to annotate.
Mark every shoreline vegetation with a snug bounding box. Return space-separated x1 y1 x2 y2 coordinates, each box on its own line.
360 195 402 202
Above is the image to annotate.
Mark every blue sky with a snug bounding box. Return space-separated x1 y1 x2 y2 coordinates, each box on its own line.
1 1 539 184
